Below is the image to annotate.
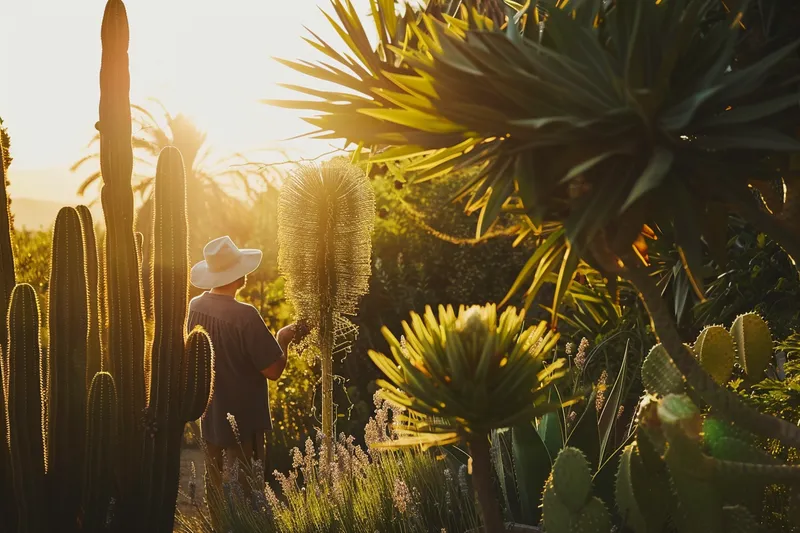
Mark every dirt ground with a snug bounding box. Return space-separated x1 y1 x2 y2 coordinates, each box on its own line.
176 445 207 520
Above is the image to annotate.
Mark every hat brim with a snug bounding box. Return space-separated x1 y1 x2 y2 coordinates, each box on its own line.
190 249 263 290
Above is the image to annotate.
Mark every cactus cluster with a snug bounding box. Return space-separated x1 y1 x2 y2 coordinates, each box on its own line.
642 312 774 398
542 447 612 533
0 2 215 532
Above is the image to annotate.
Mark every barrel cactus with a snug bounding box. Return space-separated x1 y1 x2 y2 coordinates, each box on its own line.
543 447 612 533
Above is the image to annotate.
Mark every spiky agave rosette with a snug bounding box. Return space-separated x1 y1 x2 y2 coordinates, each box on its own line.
369 304 572 448
277 159 375 461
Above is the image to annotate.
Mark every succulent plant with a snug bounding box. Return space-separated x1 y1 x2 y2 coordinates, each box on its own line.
1 3 215 532
370 303 569 532
542 447 612 533
694 326 736 385
730 313 773 382
641 343 685 397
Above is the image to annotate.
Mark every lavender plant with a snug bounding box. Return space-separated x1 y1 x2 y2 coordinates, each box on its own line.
175 394 480 533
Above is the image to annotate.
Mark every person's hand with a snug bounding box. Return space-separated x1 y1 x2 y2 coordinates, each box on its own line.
289 321 310 345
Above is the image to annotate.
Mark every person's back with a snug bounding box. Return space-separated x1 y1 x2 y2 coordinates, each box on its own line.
187 236 304 491
188 292 281 448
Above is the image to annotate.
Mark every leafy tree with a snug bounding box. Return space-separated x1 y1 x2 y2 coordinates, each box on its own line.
272 0 800 447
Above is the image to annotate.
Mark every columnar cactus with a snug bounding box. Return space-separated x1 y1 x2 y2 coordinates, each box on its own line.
693 326 736 385
77 205 104 388
730 313 773 381
0 142 16 531
7 284 47 533
181 327 214 422
0 3 214 533
47 206 90 532
83 371 118 533
144 146 191 531
542 447 612 533
98 1 148 527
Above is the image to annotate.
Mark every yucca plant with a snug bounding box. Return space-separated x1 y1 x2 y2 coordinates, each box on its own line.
272 0 800 447
369 303 569 532
278 159 375 464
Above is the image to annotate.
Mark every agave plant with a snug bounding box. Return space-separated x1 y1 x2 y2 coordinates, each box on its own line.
272 0 800 447
369 303 569 532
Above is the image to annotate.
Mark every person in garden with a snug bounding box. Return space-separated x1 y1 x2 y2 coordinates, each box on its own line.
188 235 308 488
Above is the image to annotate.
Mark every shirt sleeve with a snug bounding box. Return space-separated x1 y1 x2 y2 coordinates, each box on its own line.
243 305 283 372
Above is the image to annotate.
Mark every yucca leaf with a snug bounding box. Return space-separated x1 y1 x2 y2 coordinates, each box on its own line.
699 93 800 128
550 242 580 327
598 341 629 463
621 147 675 211
692 127 800 151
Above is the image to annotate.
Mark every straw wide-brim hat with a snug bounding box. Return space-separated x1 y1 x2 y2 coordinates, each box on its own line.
190 236 263 290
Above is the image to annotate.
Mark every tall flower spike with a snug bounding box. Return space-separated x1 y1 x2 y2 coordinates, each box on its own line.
278 159 375 466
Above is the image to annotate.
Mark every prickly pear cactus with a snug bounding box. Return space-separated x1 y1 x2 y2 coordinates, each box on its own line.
694 326 736 385
615 442 671 533
641 344 684 397
730 313 773 381
542 447 611 533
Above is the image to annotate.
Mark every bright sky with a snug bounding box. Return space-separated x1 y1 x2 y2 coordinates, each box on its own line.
0 0 370 202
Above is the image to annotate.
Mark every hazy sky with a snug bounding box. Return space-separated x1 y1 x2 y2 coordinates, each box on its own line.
0 0 370 202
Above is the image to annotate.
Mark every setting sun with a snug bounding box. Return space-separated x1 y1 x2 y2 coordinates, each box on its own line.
0 0 370 203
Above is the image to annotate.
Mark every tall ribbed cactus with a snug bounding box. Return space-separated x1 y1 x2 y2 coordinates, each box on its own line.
83 371 118 533
144 146 190 531
278 160 375 463
98 1 148 527
1 3 214 532
78 205 104 388
47 206 90 532
0 140 17 532
7 284 47 533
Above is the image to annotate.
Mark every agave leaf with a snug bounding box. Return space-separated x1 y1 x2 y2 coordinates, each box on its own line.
512 420 552 524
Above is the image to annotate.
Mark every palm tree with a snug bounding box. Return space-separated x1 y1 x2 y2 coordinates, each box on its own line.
72 99 281 262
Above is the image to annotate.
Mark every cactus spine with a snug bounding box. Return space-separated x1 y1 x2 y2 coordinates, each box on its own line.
47 206 90 532
730 313 773 381
7 284 47 533
78 205 104 388
542 447 612 533
83 371 118 533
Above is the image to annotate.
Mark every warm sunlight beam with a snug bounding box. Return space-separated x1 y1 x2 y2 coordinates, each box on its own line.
0 0 372 202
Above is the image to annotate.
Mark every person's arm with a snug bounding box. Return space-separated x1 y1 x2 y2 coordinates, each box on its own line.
244 306 286 382
261 322 310 380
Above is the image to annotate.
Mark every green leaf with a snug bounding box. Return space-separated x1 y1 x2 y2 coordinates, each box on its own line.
501 229 565 306
512 420 553 524
621 147 674 211
598 341 628 463
692 128 800 151
551 242 581 327
699 93 800 128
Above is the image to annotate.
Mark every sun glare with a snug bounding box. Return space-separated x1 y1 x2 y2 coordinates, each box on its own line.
0 0 371 202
